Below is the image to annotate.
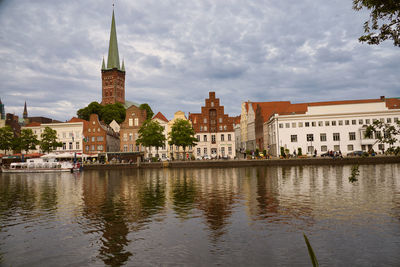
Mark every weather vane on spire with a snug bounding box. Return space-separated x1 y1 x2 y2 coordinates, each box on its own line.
112 0 115 8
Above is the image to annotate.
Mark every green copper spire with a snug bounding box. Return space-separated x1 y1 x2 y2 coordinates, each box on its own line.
106 10 120 70
101 57 106 70
121 59 125 72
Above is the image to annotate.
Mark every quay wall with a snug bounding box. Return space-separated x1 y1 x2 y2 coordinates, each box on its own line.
82 156 400 170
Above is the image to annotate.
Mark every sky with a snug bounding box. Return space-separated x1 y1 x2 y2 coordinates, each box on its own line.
0 0 399 122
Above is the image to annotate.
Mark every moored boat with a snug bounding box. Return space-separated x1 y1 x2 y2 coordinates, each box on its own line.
1 158 80 173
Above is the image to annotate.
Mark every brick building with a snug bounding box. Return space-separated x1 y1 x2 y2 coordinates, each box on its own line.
83 114 120 155
189 92 236 159
101 10 125 106
119 105 147 152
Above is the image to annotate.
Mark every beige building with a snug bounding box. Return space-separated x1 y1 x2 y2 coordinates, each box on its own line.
167 111 194 159
119 105 147 153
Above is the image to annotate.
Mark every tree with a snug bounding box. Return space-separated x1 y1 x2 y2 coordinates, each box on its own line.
136 120 166 157
19 129 39 154
168 119 197 159
0 126 14 154
364 119 400 154
139 103 154 121
353 0 400 47
77 101 126 124
40 127 62 154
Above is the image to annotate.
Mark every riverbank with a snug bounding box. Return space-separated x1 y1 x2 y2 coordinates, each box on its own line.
82 156 400 170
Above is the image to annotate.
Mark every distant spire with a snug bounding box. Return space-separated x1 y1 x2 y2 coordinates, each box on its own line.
106 10 120 70
0 98 2 105
102 56 106 70
23 101 28 119
121 58 125 72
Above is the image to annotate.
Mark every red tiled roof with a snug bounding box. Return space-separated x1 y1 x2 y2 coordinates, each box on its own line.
25 122 41 127
152 112 169 122
234 115 241 124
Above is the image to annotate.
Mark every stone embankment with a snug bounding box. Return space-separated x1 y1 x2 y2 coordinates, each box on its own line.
83 156 400 170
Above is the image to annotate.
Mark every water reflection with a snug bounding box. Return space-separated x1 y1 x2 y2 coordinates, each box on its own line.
0 164 399 266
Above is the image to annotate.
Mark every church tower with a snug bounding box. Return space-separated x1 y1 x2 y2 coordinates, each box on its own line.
101 10 125 106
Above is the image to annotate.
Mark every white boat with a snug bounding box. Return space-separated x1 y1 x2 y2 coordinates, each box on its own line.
1 158 80 173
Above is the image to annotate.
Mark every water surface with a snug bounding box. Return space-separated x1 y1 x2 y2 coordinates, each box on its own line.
1 164 399 266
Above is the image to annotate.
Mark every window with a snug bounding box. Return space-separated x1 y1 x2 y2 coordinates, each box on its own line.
325 121 330 126
380 118 384 122
123 133 127 141
204 148 207 154
85 145 89 151
305 122 310 127
378 144 385 151
321 145 327 152
394 118 398 123
123 145 128 152
349 132 356 140
338 120 343 126
134 118 139 126
129 133 133 141
306 134 314 142
352 120 356 125
333 133 340 141
92 121 95 125
204 126 208 131
212 135 216 142
91 145 95 151
292 123 296 128
63 143 66 150
361 145 366 151
219 118 222 123
76 142 79 150
221 134 225 141
88 128 91 133
129 144 133 152
345 120 350 125
334 145 340 151
97 136 104 141
97 145 103 151
320 133 327 142
200 126 203 131
366 119 371 124
91 136 95 142
228 147 232 155
204 118 207 123
307 146 314 153
69 132 73 138
135 133 138 139
69 142 73 149
211 102 214 107
359 119 363 125
63 132 67 138
332 121 336 126
318 121 323 126
197 135 200 141
93 128 95 133
387 118 392 123
219 126 222 131
224 125 227 130
285 123 290 128
228 134 231 141
298 122 303 127
204 135 207 142
129 118 133 126
312 121 316 127
197 148 201 155
375 131 381 139
348 144 354 151
291 135 297 142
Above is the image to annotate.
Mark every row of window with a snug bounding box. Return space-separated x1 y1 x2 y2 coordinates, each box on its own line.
123 144 140 152
196 147 233 155
199 125 228 132
198 117 224 124
128 118 139 127
302 143 385 154
291 132 358 142
85 145 104 152
61 142 80 150
86 136 104 142
279 117 399 129
123 132 138 141
88 128 101 133
197 134 232 142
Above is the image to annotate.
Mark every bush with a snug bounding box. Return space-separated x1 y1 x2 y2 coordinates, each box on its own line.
298 147 302 156
362 152 369 158
263 149 267 156
280 147 286 158
255 149 259 156
245 150 250 155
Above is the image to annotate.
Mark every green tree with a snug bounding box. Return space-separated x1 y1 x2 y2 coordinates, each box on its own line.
19 129 39 154
77 101 125 124
139 103 154 121
168 119 197 159
0 126 14 154
136 120 166 157
40 127 62 154
353 0 400 47
364 119 400 153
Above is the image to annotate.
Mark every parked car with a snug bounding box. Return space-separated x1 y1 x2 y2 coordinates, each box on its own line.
321 152 330 157
203 155 211 160
210 154 217 159
347 151 363 157
161 156 170 161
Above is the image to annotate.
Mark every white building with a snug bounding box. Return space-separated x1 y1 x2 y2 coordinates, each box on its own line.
22 118 86 154
149 112 169 159
265 97 400 156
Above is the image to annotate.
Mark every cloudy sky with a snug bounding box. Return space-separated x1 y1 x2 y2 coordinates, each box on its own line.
0 0 399 121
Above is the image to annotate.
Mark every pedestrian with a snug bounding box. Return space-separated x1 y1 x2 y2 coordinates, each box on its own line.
314 149 317 157
293 150 297 158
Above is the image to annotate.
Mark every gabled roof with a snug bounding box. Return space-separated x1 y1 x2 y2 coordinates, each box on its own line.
152 112 168 122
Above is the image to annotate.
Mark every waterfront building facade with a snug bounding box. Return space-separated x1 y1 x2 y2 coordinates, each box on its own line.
265 97 400 156
168 111 194 159
83 114 119 154
233 116 241 155
119 105 147 153
189 92 236 159
149 112 169 158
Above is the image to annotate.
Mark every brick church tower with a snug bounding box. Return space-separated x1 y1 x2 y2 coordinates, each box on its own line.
101 10 125 106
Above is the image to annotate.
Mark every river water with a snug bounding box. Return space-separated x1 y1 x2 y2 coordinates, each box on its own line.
0 164 399 266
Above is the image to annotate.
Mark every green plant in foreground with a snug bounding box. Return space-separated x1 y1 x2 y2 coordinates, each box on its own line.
303 233 319 267
349 165 360 183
